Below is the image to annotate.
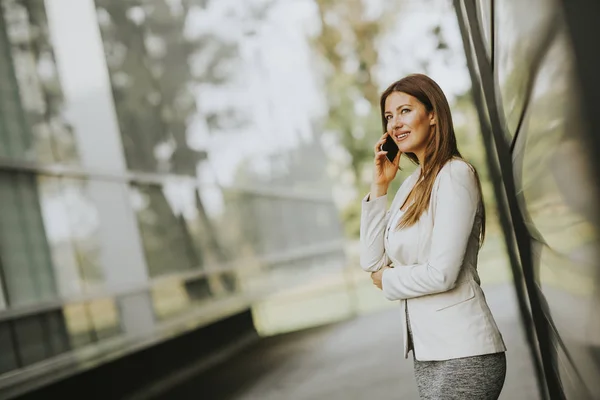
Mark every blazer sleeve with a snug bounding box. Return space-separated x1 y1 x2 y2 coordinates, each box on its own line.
359 193 391 272
381 161 480 300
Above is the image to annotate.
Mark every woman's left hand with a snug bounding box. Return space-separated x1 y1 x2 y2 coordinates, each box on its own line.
371 266 391 290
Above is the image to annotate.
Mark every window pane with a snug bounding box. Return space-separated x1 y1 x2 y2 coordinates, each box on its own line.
0 170 36 303
94 1 208 175
0 0 79 164
0 322 17 374
152 280 193 321
190 184 247 295
39 176 85 298
0 172 57 306
45 310 70 357
40 176 119 298
230 192 263 256
130 184 199 278
60 178 104 292
87 298 120 341
0 0 29 160
13 316 48 367
63 303 95 349
17 176 56 301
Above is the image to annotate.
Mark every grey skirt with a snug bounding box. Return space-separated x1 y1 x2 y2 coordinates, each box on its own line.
407 306 506 400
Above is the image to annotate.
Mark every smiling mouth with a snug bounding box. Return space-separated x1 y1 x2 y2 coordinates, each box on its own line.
395 132 409 141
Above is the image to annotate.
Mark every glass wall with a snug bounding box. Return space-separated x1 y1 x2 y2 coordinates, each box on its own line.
0 0 78 164
0 0 345 396
458 0 600 398
494 0 557 138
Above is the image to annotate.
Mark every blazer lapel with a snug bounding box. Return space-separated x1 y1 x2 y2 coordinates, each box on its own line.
388 166 421 226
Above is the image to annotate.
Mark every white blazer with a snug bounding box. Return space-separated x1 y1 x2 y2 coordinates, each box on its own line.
360 159 506 361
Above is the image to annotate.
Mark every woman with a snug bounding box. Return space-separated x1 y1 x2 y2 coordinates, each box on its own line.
360 74 507 400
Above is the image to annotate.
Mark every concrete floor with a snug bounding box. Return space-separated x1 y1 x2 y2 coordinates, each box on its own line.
162 283 539 399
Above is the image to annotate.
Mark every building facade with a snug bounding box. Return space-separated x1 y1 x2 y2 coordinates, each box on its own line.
0 0 346 397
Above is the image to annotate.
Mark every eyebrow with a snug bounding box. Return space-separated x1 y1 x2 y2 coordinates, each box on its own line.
384 104 411 114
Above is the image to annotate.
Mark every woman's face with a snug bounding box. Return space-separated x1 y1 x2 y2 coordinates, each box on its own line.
384 91 435 160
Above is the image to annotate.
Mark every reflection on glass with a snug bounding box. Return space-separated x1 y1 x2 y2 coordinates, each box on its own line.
221 188 346 301
517 33 598 265
130 183 199 278
87 298 120 340
95 0 213 176
0 311 71 374
176 181 239 295
475 0 492 60
495 0 556 137
39 176 83 297
136 179 240 316
152 280 192 320
61 178 104 292
1 0 79 164
235 194 343 256
39 177 104 297
45 310 70 357
63 303 95 349
514 29 600 396
229 192 263 256
0 172 57 306
0 323 17 374
262 197 285 254
13 316 48 367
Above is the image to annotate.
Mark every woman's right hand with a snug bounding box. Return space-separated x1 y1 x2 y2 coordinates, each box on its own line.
372 133 400 189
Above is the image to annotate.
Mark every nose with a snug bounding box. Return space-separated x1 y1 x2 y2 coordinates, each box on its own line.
392 116 403 130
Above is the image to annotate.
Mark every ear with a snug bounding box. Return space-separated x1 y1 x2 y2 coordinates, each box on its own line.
429 111 436 126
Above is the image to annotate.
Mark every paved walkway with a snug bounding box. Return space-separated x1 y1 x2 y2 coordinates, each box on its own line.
164 284 539 399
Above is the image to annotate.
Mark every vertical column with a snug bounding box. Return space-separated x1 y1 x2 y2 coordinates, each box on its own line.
44 0 155 336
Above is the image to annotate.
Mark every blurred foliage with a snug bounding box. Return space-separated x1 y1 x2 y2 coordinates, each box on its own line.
97 0 222 175
311 0 406 237
312 0 493 237
312 0 396 184
1 0 78 163
94 0 270 292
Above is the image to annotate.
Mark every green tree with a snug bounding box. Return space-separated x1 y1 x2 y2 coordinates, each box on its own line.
313 0 395 184
312 1 494 237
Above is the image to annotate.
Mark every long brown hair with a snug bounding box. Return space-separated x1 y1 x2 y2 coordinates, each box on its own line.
380 74 485 245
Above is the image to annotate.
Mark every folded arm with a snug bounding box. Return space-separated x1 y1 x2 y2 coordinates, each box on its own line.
381 161 479 300
359 193 391 272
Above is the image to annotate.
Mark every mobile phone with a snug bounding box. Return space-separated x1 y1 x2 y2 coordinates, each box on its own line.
380 134 399 163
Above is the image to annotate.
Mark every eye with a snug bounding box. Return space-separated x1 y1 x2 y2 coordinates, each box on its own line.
401 108 410 114
385 115 392 120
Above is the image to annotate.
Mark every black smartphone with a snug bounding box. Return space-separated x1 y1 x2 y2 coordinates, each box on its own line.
380 134 399 163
